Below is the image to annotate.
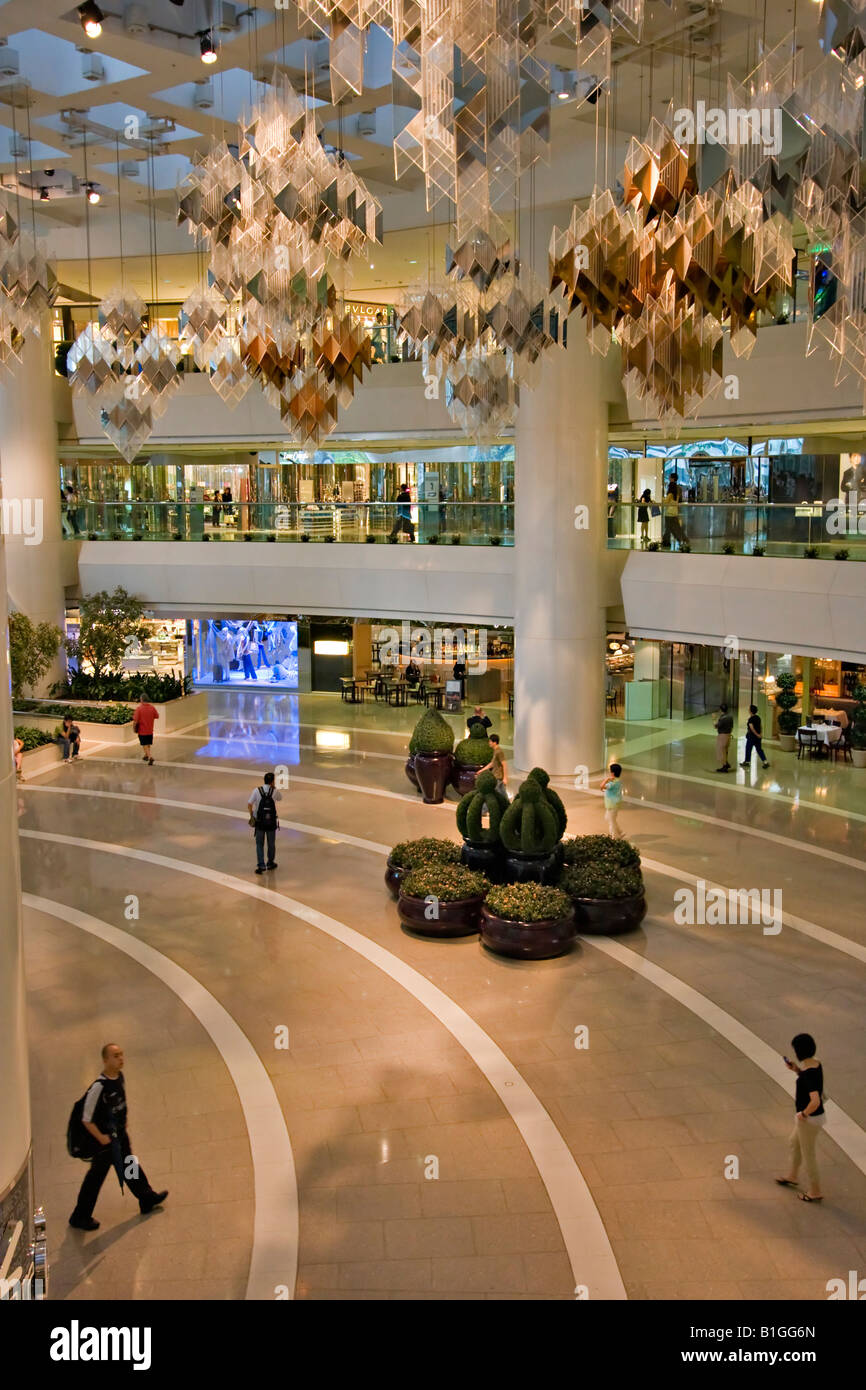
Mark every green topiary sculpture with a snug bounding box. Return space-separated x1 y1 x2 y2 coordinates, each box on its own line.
774 672 799 737
456 771 504 843
528 767 567 838
409 708 455 755
453 729 492 766
500 777 559 854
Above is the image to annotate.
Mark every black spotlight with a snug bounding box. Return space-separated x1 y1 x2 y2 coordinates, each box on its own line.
78 1 104 38
199 31 217 64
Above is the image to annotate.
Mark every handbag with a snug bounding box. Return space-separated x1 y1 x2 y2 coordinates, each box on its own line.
229 658 240 670
650 504 661 517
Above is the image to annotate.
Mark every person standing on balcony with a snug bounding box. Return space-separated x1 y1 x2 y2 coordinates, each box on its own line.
662 476 686 549
212 489 222 528
221 484 234 522
637 488 655 547
389 483 415 541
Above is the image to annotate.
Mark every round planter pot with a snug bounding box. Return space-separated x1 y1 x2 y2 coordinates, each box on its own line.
778 734 797 753
384 854 407 900
398 891 485 938
405 755 420 791
502 847 561 885
451 761 485 795
413 751 454 804
460 839 504 881
480 904 577 960
573 893 647 935
852 748 866 769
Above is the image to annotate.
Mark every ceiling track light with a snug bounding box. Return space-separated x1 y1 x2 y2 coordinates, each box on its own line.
199 31 217 64
78 1 104 39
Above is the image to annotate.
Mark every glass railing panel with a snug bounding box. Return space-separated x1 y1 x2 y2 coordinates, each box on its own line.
606 501 866 560
62 500 514 546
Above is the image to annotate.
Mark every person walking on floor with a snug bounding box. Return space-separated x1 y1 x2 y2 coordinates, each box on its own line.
248 770 281 874
133 697 159 766
715 703 734 772
741 704 770 769
68 1043 168 1230
600 762 624 838
58 716 81 763
776 1033 826 1203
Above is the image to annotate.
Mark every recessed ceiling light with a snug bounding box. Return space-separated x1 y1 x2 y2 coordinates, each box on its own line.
78 2 104 38
408 259 417 263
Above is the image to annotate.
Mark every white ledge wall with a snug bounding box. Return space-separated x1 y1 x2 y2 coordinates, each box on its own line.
621 551 866 661
77 539 515 623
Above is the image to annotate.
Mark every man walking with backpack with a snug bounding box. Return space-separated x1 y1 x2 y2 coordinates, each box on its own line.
248 770 281 874
68 1043 167 1231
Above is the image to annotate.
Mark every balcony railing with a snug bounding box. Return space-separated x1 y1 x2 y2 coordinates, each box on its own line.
62 499 514 546
606 501 866 560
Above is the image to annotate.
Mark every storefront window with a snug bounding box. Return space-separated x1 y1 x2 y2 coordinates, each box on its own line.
190 620 299 689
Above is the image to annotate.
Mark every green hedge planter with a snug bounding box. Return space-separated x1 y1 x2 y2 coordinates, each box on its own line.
384 837 461 899
409 709 455 803
456 770 505 880
480 883 576 960
499 776 561 883
450 731 492 794
398 865 488 938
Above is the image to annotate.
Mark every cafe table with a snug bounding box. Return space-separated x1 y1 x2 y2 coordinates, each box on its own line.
798 724 842 750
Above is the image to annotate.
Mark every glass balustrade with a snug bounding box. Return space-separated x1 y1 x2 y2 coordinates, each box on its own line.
61 499 514 546
606 500 866 559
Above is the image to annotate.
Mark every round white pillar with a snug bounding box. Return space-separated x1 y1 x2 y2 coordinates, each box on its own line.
513 305 608 775
0 330 66 686
0 536 33 1236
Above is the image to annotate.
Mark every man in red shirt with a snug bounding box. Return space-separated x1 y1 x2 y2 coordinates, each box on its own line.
132 699 159 765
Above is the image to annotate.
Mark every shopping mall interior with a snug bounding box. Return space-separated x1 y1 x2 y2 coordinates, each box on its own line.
2 0 866 1350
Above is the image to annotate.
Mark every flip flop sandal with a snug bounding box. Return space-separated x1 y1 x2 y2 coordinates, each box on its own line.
798 1193 823 1202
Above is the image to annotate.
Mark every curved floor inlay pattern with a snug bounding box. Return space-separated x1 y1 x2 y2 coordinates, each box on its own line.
23 783 866 966
24 894 299 1301
19 830 627 1300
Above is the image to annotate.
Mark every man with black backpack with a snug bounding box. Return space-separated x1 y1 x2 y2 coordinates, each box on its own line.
248 770 282 874
68 1043 167 1231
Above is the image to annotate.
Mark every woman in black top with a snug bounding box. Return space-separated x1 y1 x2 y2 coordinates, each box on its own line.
637 488 654 546
776 1032 825 1201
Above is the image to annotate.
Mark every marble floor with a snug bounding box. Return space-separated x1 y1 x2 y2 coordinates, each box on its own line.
17 691 866 1300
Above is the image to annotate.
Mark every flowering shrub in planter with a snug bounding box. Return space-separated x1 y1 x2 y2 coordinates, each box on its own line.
481 882 575 960
398 864 489 937
384 837 461 897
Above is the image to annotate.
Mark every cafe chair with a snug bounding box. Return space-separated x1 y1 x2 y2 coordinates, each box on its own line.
796 728 819 759
833 728 853 763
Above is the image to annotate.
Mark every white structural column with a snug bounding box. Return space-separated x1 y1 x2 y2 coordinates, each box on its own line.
0 536 34 1260
0 331 66 665
514 298 608 775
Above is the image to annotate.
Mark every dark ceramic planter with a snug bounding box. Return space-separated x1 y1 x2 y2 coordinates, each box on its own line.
405 755 420 791
503 847 561 885
384 853 407 900
480 904 577 960
460 839 504 881
451 761 485 795
398 891 485 938
413 751 454 804
573 893 647 934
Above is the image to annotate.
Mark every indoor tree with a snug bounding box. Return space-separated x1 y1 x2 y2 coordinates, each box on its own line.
8 612 63 702
65 587 148 678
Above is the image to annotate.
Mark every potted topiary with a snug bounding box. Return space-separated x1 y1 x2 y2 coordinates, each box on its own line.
456 771 505 879
774 671 799 752
408 708 455 803
384 837 462 898
499 776 562 884
398 864 489 937
850 682 866 768
558 835 646 933
527 767 567 864
451 726 493 793
481 883 576 960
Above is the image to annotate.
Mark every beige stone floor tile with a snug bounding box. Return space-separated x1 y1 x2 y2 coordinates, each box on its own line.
356 1098 438 1132
431 1254 525 1293
299 1217 385 1262
521 1252 575 1295
598 1199 714 1240
338 1259 432 1292
681 1111 773 1143
500 1178 551 1213
421 1180 508 1218
737 1279 832 1299
336 1184 423 1221
384 1217 475 1259
470 1214 563 1255
762 1234 865 1279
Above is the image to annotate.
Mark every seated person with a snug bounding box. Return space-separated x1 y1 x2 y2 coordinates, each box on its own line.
466 706 492 736
405 659 421 687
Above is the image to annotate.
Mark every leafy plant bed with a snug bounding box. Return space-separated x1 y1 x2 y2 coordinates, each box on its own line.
14 701 134 725
480 883 576 960
14 725 57 751
51 670 192 703
384 837 462 899
558 835 646 933
398 865 488 937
